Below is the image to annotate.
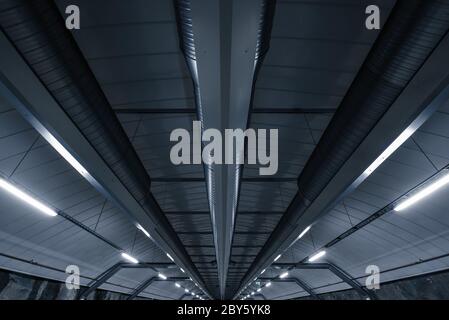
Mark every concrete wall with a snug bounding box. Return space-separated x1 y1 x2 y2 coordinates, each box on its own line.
2 267 449 300
0 268 145 300
297 270 449 300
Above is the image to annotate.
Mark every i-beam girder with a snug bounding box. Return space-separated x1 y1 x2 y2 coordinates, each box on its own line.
78 262 179 300
271 262 378 300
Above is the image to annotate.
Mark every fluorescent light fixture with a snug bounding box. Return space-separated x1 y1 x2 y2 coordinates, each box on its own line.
308 250 326 262
185 289 189 293
0 178 57 217
136 224 151 238
265 282 271 288
274 254 281 262
251 292 255 296
297 225 311 240
175 283 181 288
180 268 185 273
191 292 195 296
166 253 174 262
261 269 266 275
363 127 415 177
257 288 261 292
158 273 167 280
121 252 139 264
45 132 88 177
394 172 449 211
279 271 289 279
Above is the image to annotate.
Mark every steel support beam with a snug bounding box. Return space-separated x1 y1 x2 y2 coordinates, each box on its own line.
78 263 123 300
127 277 157 300
273 262 377 300
236 21 449 299
260 277 319 299
127 277 190 300
77 262 177 299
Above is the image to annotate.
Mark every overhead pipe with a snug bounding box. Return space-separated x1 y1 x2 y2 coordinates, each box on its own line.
238 0 449 297
0 0 209 297
174 0 275 298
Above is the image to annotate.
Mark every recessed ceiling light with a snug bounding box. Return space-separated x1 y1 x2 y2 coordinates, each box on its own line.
394 172 449 211
158 273 167 280
121 252 139 264
44 132 89 177
166 253 174 262
308 250 326 262
297 225 311 240
136 224 151 238
279 271 289 279
363 127 415 177
0 178 57 217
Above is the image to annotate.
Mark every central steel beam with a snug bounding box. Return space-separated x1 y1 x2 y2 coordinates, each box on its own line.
174 0 275 299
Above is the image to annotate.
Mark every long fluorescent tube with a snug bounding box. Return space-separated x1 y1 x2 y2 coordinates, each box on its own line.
308 250 326 262
265 282 271 288
274 254 281 262
175 283 181 288
279 271 289 279
251 292 255 296
158 273 167 280
185 289 189 293
363 127 415 177
180 268 185 273
136 224 151 238
297 225 311 240
166 253 174 262
261 269 266 275
257 288 261 292
394 172 449 211
121 252 139 264
0 178 57 217
45 132 88 177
